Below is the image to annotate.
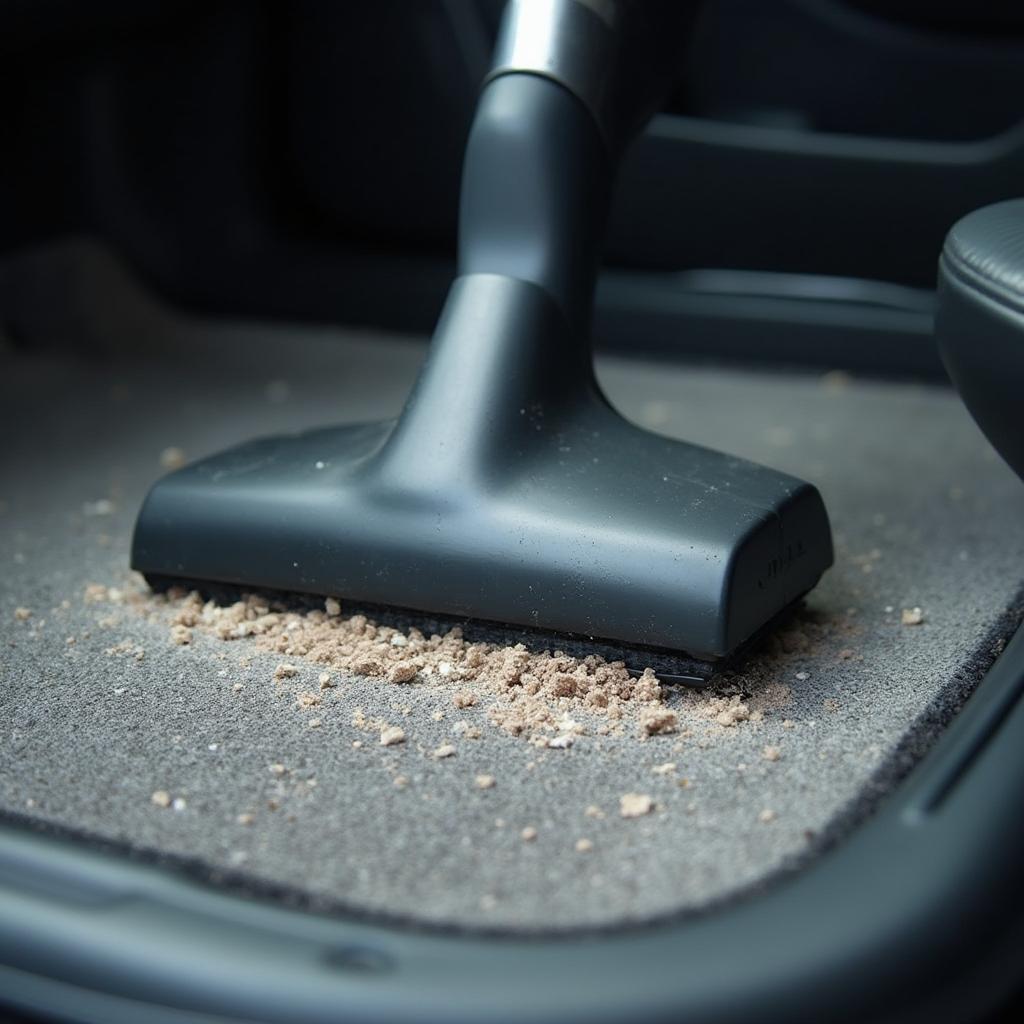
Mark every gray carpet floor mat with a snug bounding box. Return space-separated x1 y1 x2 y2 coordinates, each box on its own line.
2 251 1023 934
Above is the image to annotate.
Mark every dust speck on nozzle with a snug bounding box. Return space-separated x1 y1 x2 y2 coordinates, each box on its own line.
159 446 187 470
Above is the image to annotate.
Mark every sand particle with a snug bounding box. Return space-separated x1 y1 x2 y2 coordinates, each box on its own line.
324 597 342 617
318 672 334 689
475 774 496 790
521 826 538 842
763 745 782 762
759 808 777 823
619 793 655 818
901 607 925 626
274 663 298 681
387 661 418 684
651 762 676 775
269 763 286 776
575 838 594 853
237 812 255 826
433 743 456 759
380 725 406 747
585 805 605 819
151 790 171 809
170 624 191 645
14 607 32 621
640 708 678 736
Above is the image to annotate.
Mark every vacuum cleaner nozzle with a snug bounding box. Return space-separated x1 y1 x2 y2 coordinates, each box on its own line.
132 1 833 663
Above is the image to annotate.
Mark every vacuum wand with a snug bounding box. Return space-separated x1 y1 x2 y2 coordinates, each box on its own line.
131 0 833 662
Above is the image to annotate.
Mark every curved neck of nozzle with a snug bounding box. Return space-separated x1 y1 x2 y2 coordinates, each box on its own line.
456 71 611 344
378 2 693 487
375 73 614 489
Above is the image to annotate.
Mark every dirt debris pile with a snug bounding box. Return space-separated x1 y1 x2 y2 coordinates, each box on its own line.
93 583 815 746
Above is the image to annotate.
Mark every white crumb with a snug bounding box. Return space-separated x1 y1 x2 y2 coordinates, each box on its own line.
380 725 406 747
619 793 655 818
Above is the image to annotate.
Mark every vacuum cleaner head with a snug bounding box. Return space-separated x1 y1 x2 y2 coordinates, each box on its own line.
132 6 833 665
132 276 832 663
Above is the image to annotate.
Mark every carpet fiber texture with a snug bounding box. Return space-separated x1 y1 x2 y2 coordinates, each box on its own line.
2 254 1023 933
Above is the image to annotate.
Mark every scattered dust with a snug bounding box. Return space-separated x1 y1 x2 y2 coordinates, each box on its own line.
104 586 849 757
